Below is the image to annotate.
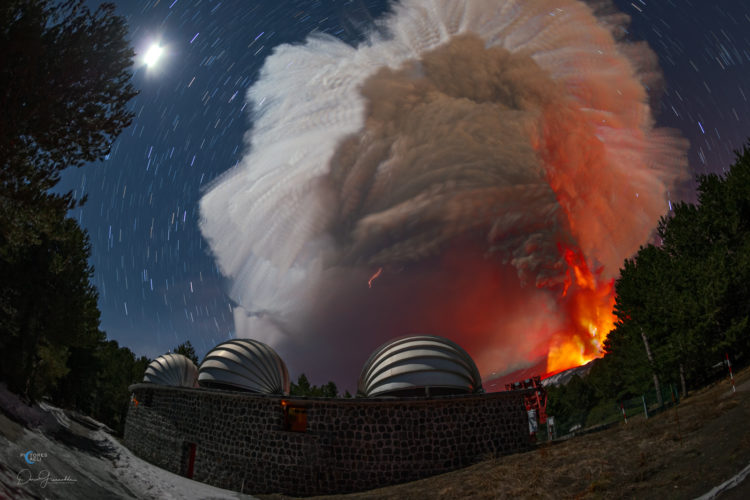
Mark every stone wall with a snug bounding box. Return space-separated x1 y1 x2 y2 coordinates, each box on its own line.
124 384 531 496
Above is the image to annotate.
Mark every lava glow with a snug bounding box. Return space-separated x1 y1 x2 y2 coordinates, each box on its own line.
546 248 616 374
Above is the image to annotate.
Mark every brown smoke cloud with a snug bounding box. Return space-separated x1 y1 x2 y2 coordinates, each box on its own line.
328 35 568 284
199 0 688 389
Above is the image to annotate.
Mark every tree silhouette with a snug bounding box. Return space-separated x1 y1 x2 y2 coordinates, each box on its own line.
0 0 137 195
174 341 200 365
0 0 138 408
548 144 750 428
290 374 341 397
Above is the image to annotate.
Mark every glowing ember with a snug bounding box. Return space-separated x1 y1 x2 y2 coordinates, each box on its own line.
368 267 383 288
546 247 616 374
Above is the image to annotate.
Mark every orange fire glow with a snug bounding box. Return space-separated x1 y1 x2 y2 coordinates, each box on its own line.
368 267 383 288
546 247 616 374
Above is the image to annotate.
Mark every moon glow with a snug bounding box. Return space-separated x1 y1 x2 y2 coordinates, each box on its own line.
143 44 163 67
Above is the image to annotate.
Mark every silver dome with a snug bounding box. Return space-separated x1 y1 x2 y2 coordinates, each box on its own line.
143 353 199 387
198 339 290 395
358 335 483 397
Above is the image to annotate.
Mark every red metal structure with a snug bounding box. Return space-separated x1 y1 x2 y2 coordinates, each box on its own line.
185 443 196 479
505 375 548 424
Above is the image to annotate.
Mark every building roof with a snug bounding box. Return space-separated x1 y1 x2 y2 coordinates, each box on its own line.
358 335 483 397
198 339 290 395
143 353 199 387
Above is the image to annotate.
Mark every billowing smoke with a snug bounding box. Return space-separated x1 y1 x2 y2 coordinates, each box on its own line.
199 0 687 388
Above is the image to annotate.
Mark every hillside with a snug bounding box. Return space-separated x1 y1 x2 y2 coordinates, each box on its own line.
263 366 750 499
0 385 257 500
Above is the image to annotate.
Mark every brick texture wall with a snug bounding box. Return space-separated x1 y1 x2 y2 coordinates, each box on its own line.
124 384 531 496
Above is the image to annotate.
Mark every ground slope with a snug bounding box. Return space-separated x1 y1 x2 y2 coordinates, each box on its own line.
3 367 749 499
264 366 750 499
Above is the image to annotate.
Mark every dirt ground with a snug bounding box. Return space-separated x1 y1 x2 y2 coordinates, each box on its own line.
262 366 750 500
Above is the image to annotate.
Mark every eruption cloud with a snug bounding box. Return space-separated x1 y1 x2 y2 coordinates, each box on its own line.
199 0 688 387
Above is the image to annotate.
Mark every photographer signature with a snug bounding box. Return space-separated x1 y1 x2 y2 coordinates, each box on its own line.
17 469 77 488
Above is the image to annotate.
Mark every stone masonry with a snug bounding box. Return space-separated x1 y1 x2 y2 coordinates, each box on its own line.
124 383 531 496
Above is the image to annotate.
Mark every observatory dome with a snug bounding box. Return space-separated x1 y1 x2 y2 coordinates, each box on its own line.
198 339 290 395
358 335 483 398
143 353 199 388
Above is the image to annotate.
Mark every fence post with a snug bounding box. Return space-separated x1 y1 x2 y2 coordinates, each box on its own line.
671 388 683 446
642 394 648 419
620 402 628 424
547 416 556 441
726 352 736 393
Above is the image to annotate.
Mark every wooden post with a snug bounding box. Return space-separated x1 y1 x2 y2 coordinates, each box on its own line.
640 328 663 407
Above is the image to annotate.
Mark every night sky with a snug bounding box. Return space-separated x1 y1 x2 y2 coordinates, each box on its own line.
56 0 750 386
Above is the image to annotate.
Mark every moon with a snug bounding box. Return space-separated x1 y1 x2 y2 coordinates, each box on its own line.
24 451 34 464
143 44 163 68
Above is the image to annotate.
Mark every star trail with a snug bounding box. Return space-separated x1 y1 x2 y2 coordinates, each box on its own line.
56 0 750 385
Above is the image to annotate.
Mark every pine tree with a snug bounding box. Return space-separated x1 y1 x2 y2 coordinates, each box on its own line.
0 0 137 402
174 341 200 365
0 0 137 193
